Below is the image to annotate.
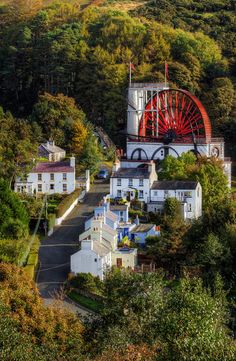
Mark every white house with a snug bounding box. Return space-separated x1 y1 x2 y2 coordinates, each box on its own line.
38 140 66 162
15 157 76 195
79 218 118 251
71 239 112 280
71 205 138 278
110 160 157 203
147 180 202 220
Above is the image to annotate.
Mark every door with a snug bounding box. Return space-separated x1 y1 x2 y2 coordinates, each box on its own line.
116 258 122 268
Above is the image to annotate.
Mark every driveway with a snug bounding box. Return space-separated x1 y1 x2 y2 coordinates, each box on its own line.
37 180 109 310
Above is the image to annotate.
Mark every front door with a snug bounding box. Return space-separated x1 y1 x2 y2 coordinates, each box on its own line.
116 258 122 268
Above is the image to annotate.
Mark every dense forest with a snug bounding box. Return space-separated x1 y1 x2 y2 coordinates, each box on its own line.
0 0 235 156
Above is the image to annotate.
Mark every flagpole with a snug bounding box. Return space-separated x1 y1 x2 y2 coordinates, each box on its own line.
164 61 166 88
129 62 132 85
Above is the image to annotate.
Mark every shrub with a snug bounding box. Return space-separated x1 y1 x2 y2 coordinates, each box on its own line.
48 213 56 231
0 239 30 265
55 188 82 218
129 209 143 218
69 273 103 295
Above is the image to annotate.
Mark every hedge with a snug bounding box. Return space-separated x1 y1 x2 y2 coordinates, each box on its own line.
129 209 144 218
24 265 35 279
48 213 56 231
24 237 40 280
27 253 38 267
55 188 82 218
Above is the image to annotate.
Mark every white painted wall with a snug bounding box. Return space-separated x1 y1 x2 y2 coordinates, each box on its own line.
148 183 202 220
71 241 112 280
15 171 75 195
112 249 137 269
110 162 157 203
127 141 210 160
110 177 151 203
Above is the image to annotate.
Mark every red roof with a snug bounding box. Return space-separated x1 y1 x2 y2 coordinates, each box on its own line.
31 161 74 173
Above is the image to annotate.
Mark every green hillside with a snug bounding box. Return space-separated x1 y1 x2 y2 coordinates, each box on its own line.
0 0 235 157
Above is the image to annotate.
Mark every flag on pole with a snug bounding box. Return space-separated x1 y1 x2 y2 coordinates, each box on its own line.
129 62 135 84
165 61 169 81
130 63 135 71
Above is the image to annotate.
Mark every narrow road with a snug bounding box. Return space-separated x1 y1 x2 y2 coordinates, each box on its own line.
37 181 109 312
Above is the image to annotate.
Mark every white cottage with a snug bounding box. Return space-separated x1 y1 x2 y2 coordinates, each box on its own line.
147 180 202 220
110 160 157 203
15 157 76 195
71 239 112 280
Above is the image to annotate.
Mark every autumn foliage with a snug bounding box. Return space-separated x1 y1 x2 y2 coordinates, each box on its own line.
0 263 84 360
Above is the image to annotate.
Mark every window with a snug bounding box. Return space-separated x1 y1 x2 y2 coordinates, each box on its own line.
117 178 121 186
63 184 67 192
117 190 122 198
38 184 42 192
50 173 54 181
63 173 67 181
164 190 169 198
184 191 192 198
94 258 97 262
188 203 192 212
50 184 54 190
154 191 158 196
139 190 144 199
128 179 133 187
17 186 21 193
161 150 164 156
139 179 144 186
38 174 42 181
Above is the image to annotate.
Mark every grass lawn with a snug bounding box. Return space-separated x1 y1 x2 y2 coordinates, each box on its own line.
68 290 103 313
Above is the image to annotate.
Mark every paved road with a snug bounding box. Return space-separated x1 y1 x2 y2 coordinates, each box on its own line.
37 181 109 311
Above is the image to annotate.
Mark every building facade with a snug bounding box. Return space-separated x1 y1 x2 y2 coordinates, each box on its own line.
110 160 157 202
71 240 112 280
147 180 202 220
15 157 76 195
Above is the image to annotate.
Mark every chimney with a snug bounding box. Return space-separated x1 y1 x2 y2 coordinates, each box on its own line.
81 239 93 251
134 215 140 226
70 156 75 168
47 140 55 147
112 159 120 172
148 161 155 173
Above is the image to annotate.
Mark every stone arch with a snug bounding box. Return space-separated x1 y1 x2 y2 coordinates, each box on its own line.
131 148 149 160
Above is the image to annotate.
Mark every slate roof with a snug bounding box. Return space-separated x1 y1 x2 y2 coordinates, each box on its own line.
40 143 65 154
93 241 111 257
111 167 150 179
151 180 198 190
106 210 118 222
31 161 74 173
102 223 117 236
110 205 128 211
131 224 155 233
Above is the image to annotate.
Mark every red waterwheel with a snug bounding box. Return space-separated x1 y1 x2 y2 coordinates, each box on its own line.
138 89 212 143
